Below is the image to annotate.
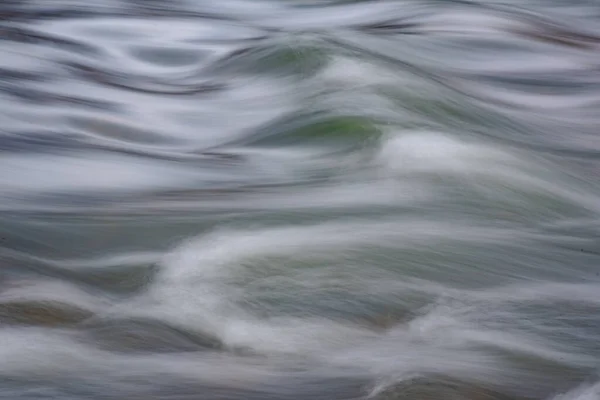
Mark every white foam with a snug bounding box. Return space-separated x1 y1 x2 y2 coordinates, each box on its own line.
135 218 539 355
551 382 600 400
374 131 600 212
376 131 524 176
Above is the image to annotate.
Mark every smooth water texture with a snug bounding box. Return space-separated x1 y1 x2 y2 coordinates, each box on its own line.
1 0 600 399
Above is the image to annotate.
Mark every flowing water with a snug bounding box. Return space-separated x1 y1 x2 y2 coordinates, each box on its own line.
1 0 600 399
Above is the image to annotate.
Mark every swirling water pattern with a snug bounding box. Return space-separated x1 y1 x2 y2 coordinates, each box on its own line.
1 1 600 399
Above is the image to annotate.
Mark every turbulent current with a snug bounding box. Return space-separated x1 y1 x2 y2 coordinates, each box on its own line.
1 0 600 399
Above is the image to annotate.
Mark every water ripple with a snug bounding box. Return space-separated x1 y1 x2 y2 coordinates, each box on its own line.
1 0 600 399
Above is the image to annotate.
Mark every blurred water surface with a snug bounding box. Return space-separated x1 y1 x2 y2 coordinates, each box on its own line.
1 0 600 399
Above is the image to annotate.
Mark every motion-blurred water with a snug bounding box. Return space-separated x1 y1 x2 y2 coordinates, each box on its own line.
1 1 600 399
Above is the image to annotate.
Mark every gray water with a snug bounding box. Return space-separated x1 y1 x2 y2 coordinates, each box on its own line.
1 1 600 399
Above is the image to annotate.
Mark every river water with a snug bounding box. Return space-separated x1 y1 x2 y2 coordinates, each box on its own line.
1 0 600 399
